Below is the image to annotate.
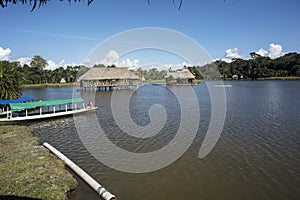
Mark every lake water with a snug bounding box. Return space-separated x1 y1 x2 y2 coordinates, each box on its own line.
23 81 300 200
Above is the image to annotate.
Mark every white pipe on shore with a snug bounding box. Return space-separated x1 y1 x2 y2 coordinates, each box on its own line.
43 142 116 200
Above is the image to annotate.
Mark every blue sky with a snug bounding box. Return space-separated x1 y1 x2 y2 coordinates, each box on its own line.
0 0 300 70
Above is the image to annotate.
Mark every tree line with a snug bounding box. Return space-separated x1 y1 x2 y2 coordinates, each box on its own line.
188 52 300 80
20 55 86 84
1 52 300 99
0 55 86 99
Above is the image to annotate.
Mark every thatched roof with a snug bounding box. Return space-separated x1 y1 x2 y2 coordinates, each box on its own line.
78 67 139 81
165 68 195 79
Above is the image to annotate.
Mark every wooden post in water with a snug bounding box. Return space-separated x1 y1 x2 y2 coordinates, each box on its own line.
43 142 116 200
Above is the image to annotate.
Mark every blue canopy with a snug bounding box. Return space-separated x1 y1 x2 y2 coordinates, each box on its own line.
0 96 35 106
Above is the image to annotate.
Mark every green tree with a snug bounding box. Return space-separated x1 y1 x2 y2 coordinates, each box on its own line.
0 61 25 99
188 66 202 79
22 64 32 84
148 68 159 80
30 55 47 71
107 64 116 68
159 70 167 79
93 64 105 68
136 67 144 80
30 55 48 84
199 52 300 80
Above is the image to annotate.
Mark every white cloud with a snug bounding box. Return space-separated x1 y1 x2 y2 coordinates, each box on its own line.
45 59 78 70
119 58 141 70
0 47 11 60
221 48 242 63
219 43 285 62
256 48 268 57
269 43 283 59
58 59 76 68
83 49 190 71
253 43 284 59
96 50 119 66
164 64 174 71
89 50 144 70
46 60 59 70
221 58 233 63
59 60 65 67
225 48 242 59
152 64 169 71
177 62 192 68
16 57 31 66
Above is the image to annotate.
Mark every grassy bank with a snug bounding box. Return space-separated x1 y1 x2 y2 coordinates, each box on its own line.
0 126 77 200
22 83 77 89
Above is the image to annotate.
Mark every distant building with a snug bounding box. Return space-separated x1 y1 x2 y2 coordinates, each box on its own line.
165 67 195 85
78 67 139 90
60 78 66 84
232 75 238 80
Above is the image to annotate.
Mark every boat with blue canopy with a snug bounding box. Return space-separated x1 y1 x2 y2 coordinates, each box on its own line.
0 96 35 106
0 96 35 117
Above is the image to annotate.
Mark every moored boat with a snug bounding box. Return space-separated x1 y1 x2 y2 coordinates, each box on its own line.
0 98 97 123
0 96 35 117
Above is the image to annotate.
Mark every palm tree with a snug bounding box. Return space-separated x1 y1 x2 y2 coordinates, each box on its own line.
0 0 183 11
0 61 25 100
0 0 94 11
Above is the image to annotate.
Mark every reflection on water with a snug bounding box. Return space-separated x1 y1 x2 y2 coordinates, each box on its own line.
26 81 300 200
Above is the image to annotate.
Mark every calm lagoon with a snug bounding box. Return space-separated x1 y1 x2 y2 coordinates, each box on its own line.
23 80 300 200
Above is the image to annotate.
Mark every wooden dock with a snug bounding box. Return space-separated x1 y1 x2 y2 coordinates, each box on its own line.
79 84 137 91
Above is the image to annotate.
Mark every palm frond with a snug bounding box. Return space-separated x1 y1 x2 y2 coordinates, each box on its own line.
0 0 94 11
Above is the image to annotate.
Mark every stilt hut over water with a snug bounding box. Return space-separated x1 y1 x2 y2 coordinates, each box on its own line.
165 67 195 85
78 67 139 91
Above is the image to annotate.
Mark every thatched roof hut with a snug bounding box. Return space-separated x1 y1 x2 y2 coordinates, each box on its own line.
78 67 139 81
165 67 195 84
78 67 139 89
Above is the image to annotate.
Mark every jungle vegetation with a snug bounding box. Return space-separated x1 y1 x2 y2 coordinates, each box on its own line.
0 52 299 99
0 55 85 99
188 52 300 80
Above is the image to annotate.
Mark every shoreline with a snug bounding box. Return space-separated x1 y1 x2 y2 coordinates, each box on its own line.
256 76 300 80
0 125 77 200
22 83 77 89
21 77 300 89
221 77 300 81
